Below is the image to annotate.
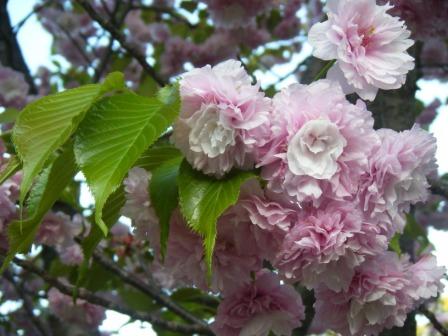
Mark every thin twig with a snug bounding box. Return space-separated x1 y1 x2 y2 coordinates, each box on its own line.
12 257 212 335
237 54 257 84
94 0 131 82
91 249 210 329
13 0 52 34
57 24 93 66
419 306 448 336
3 271 52 336
76 0 166 86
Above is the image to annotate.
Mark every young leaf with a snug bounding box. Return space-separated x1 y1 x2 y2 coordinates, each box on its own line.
178 160 256 278
74 85 180 235
13 72 124 202
0 144 78 273
150 157 183 258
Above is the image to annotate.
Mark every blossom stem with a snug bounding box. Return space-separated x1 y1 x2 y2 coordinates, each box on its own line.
419 306 448 336
313 60 336 82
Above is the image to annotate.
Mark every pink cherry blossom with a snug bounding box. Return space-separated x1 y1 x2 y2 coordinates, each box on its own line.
275 200 388 292
36 212 81 247
381 0 448 40
212 270 305 336
0 66 29 109
308 0 414 101
203 0 274 28
417 99 441 126
48 287 106 330
172 60 272 177
122 167 159 245
259 80 378 206
312 252 445 336
358 125 437 238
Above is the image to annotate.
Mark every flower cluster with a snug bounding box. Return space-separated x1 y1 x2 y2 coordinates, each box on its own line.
121 59 444 336
35 212 85 265
48 287 106 330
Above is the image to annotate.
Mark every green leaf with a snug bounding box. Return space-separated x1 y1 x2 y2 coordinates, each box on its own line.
0 156 21 185
13 72 124 203
404 214 430 254
78 185 126 283
178 160 256 278
388 233 402 255
0 108 19 124
135 144 182 172
74 85 180 235
150 157 182 258
180 1 198 12
1 144 77 273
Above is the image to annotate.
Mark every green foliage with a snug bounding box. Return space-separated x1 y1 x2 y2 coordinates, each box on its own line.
389 233 402 255
74 85 180 235
0 156 21 185
150 156 183 258
0 108 20 124
12 72 124 203
77 185 126 285
178 160 256 278
404 214 431 254
135 144 182 172
1 143 77 273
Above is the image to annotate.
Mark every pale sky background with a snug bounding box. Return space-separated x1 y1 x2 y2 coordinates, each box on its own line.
5 1 448 335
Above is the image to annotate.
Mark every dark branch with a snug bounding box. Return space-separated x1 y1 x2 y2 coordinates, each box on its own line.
92 249 211 330
94 0 131 82
419 306 448 336
0 0 37 94
12 257 212 335
4 271 52 336
13 0 52 34
75 0 166 86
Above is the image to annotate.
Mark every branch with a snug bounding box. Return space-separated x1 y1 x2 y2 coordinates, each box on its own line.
12 257 212 335
94 0 131 82
0 0 37 94
91 249 211 330
419 306 448 336
4 271 52 336
13 0 52 34
75 0 166 87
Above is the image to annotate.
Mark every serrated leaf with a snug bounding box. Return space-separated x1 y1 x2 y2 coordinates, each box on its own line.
1 144 77 273
0 156 21 185
13 72 124 203
178 160 256 278
150 157 182 258
74 86 180 235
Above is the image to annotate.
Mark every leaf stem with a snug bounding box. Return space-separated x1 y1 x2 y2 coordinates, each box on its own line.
313 60 336 81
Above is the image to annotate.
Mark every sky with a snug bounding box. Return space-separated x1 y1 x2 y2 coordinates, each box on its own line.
6 1 448 334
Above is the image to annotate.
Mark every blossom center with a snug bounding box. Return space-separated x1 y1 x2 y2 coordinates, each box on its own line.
287 119 346 179
188 104 236 158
